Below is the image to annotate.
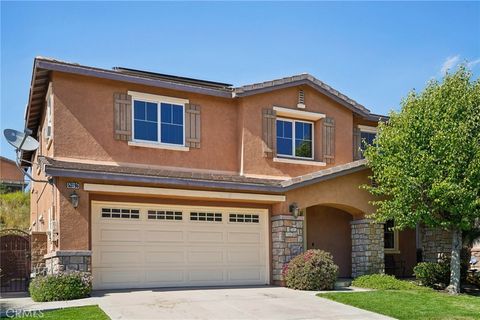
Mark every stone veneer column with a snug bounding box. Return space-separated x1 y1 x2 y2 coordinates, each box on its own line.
420 226 452 262
44 250 92 275
31 232 48 275
351 219 385 278
271 215 304 283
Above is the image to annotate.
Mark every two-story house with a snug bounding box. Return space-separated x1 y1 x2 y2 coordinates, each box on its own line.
23 57 437 290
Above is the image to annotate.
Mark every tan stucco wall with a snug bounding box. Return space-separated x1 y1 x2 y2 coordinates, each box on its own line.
0 158 24 182
274 169 377 216
239 85 355 178
52 72 239 173
306 206 353 277
30 99 56 238
49 72 371 179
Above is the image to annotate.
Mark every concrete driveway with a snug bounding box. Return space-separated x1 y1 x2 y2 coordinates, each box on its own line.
1 286 392 320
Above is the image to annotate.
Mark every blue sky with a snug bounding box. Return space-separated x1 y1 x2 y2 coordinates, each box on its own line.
1 1 479 160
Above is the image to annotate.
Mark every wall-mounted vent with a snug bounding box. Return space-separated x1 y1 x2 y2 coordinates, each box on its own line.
297 89 305 109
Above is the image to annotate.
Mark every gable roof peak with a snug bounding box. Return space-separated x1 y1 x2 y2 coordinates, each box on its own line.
234 73 373 116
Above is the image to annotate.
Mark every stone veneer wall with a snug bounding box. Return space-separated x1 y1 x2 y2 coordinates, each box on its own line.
271 215 304 282
30 232 48 274
420 226 452 262
44 250 92 274
351 219 385 278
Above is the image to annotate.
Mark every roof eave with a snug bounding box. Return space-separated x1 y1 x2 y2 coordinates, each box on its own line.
36 59 233 98
44 160 369 194
44 166 284 194
235 78 373 118
282 163 368 191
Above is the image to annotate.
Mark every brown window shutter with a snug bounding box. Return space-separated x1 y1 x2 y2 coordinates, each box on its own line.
262 108 277 158
353 127 362 160
322 117 335 164
185 103 201 148
113 92 132 141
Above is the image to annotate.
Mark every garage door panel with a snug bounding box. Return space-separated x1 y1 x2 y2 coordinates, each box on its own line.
145 250 185 264
98 269 142 284
227 231 261 243
187 230 223 242
100 250 142 265
100 229 142 242
145 230 184 242
227 250 261 264
145 270 185 283
92 202 268 290
188 250 223 264
228 268 263 281
188 269 224 282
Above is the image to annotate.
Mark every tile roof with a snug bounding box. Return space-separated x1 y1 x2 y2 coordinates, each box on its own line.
40 157 283 191
281 159 367 189
40 157 368 193
234 73 372 116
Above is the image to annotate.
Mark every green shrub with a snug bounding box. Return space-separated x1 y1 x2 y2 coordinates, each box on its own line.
467 272 480 287
282 249 338 290
29 272 92 302
413 261 450 289
352 274 418 290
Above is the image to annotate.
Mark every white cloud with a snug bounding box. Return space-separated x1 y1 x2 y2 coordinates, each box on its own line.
440 55 460 74
467 58 480 69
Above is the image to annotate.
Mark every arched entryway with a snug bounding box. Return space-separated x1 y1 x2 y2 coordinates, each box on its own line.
306 205 359 278
0 229 31 292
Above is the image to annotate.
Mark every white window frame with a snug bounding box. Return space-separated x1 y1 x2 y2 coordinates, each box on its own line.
44 83 53 148
276 117 314 160
129 91 188 148
358 125 378 134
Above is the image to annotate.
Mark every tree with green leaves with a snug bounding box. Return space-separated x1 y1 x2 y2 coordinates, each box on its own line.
0 191 30 231
364 66 480 294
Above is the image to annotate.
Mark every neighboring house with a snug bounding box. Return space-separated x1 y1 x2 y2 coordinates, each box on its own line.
23 57 447 290
0 156 26 193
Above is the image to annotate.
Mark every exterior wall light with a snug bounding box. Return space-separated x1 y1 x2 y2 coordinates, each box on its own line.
289 202 300 216
69 191 80 208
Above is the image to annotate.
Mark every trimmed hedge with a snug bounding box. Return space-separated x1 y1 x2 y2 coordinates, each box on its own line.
29 272 92 302
352 274 419 290
413 261 450 289
282 249 338 290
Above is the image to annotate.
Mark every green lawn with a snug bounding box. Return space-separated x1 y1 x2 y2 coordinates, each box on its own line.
318 289 480 320
4 305 109 320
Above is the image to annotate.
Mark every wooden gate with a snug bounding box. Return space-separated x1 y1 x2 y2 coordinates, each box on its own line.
0 229 30 292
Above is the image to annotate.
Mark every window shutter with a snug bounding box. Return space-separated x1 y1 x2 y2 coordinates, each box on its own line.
353 127 362 160
185 103 201 148
113 92 132 141
322 117 335 164
262 108 276 158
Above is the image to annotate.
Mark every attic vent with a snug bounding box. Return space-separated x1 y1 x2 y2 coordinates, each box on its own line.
297 89 305 109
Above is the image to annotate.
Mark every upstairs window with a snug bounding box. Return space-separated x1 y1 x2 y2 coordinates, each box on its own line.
132 93 186 146
358 125 377 158
361 132 376 148
276 119 313 159
134 100 158 142
160 103 184 145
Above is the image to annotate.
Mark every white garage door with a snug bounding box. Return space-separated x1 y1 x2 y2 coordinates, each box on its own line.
91 201 269 290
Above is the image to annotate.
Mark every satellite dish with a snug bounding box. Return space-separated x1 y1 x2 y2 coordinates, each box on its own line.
4 129 39 151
